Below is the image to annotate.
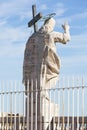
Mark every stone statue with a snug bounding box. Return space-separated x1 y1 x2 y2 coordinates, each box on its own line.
23 17 70 130
23 17 70 89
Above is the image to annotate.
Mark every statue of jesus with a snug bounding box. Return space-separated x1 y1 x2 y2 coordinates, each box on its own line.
23 17 70 90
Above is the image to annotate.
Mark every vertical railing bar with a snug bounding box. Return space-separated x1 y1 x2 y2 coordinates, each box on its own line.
48 87 50 130
1 81 4 130
17 81 19 130
12 81 14 130
62 78 65 130
42 77 44 130
53 83 55 130
67 77 70 130
85 77 87 130
18 81 20 130
22 83 25 130
40 76 42 130
0 80 2 127
44 81 46 130
82 76 84 130
27 80 29 130
42 74 45 130
58 80 60 129
40 81 42 130
43 85 45 129
14 81 16 130
3 81 4 130
62 90 64 130
72 77 74 130
41 76 43 130
22 89 23 130
35 79 37 130
10 81 12 130
6 82 8 130
31 79 33 130
16 81 19 130
3 82 7 129
49 81 51 130
48 81 50 130
8 84 9 130
77 77 79 130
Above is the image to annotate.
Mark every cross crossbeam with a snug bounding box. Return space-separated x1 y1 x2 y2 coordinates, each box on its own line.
28 5 42 32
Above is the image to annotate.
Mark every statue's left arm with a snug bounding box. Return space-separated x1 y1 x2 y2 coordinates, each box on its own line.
52 23 71 44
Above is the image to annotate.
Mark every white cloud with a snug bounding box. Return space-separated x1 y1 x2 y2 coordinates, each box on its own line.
0 42 25 58
39 4 47 10
56 9 66 17
56 11 87 25
71 11 87 21
60 53 87 77
0 25 29 43
0 20 7 26
68 33 87 50
0 24 30 58
54 3 67 17
62 54 87 65
0 0 37 20
62 33 87 51
72 33 87 41
71 25 87 29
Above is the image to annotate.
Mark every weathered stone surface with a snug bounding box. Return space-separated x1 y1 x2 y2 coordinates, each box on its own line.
23 18 70 89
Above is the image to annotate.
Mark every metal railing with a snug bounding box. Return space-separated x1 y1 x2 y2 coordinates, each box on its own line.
0 77 87 130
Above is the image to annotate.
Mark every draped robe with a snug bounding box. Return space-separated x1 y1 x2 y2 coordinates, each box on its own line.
23 18 70 89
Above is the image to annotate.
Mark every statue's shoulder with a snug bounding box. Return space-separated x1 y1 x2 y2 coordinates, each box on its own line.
28 32 42 40
26 33 36 43
25 32 40 48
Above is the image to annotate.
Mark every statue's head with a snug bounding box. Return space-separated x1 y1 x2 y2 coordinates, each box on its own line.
40 18 55 33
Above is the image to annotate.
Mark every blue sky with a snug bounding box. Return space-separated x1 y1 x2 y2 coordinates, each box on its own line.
0 0 87 80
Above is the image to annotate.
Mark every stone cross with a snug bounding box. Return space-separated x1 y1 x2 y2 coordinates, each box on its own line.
28 5 42 32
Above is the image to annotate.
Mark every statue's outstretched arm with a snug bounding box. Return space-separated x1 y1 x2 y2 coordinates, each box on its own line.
53 23 71 44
